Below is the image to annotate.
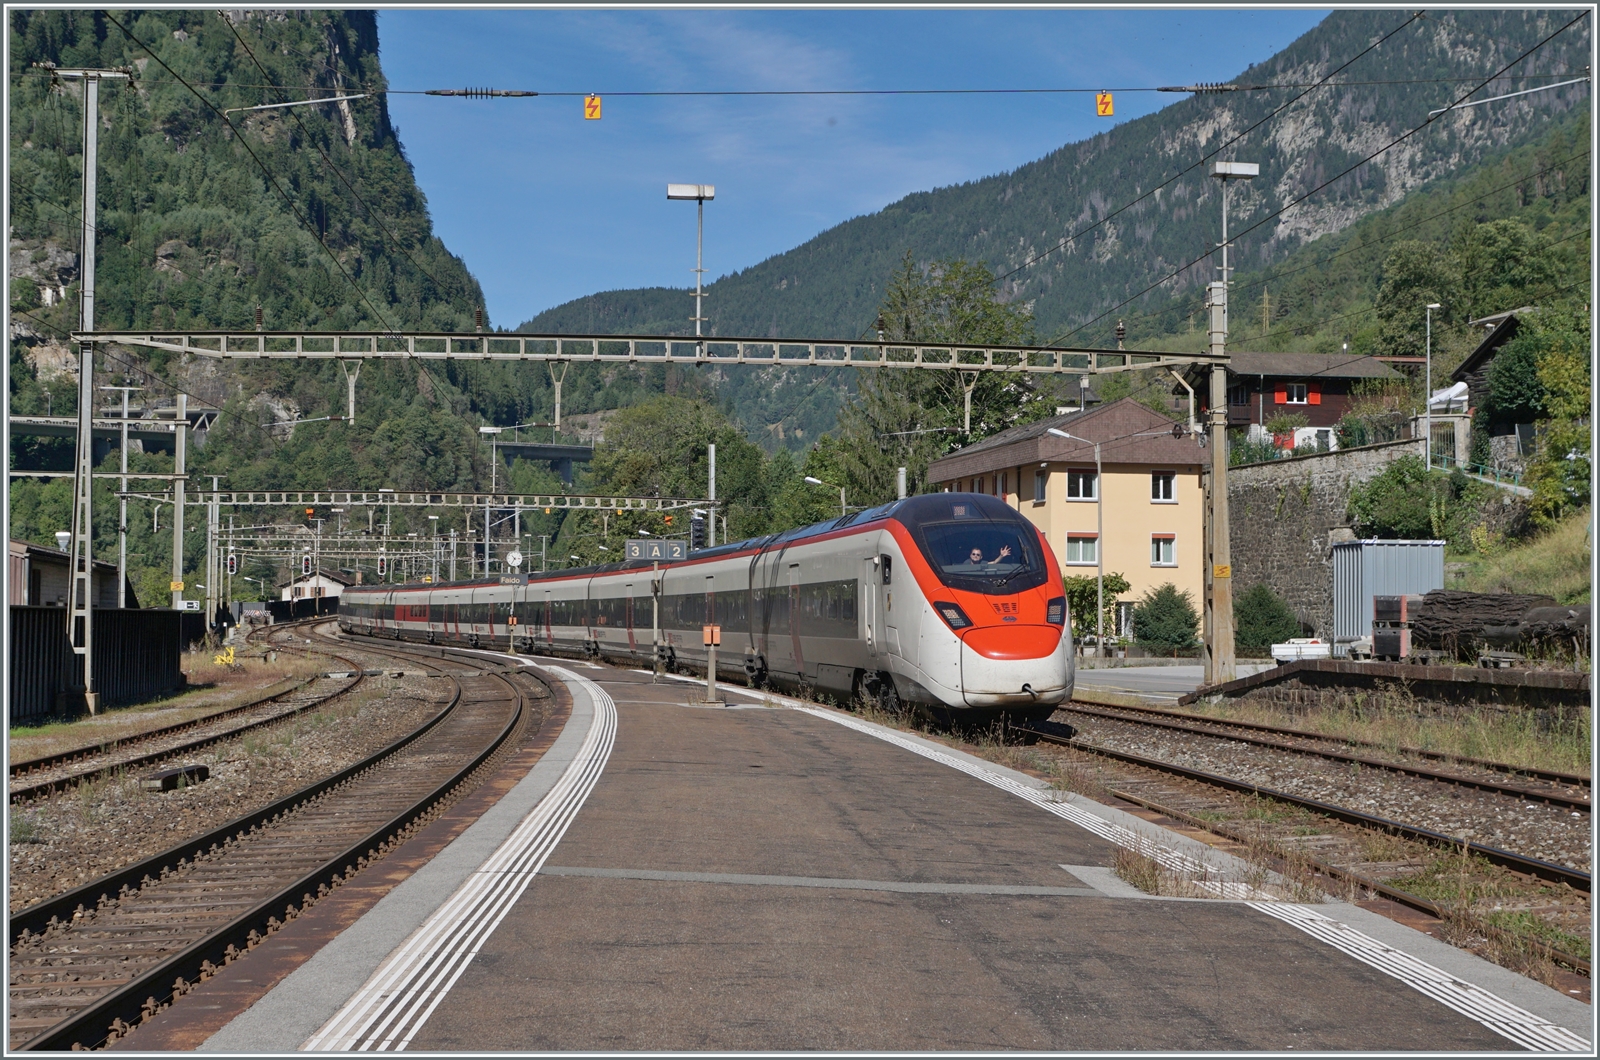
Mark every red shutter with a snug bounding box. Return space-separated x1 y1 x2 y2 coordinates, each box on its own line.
1274 386 1288 405
1308 383 1322 405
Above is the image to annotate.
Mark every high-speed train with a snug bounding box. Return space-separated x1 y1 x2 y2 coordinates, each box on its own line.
339 493 1074 721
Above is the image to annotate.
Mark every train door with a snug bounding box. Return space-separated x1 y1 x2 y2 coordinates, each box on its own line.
543 589 554 646
862 555 879 658
625 583 636 653
880 550 900 658
788 563 804 676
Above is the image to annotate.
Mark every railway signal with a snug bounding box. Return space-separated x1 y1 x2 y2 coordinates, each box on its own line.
689 511 707 551
226 552 238 575
301 553 313 577
377 551 388 577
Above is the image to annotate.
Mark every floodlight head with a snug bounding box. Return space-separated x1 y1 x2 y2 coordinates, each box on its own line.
1426 303 1443 309
1047 428 1075 440
667 183 715 200
803 476 823 486
479 426 502 435
1209 161 1259 180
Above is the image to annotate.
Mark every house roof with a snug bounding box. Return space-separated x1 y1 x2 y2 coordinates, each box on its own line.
926 398 1205 482
277 568 359 590
10 538 120 574
1192 351 1400 383
1451 311 1526 384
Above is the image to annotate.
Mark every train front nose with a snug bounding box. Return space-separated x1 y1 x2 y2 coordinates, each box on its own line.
959 625 1071 706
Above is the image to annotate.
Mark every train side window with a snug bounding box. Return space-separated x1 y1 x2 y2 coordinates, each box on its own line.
881 555 892 585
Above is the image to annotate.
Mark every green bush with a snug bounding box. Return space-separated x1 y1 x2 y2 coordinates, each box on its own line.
1234 583 1301 655
1062 572 1131 644
1132 582 1199 653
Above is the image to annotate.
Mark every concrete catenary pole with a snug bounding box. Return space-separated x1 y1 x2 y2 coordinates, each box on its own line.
171 394 187 609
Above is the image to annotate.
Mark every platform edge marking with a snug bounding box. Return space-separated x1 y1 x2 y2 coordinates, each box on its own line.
300 666 616 1052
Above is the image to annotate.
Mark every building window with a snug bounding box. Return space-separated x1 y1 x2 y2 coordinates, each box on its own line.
1228 384 1249 406
1033 470 1048 503
1066 468 1097 500
1151 471 1176 502
975 476 986 495
999 471 1008 497
1286 383 1308 404
1151 535 1176 566
1117 601 1136 638
1065 535 1098 565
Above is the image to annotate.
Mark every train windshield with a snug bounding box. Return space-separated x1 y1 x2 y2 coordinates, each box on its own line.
897 494 1048 595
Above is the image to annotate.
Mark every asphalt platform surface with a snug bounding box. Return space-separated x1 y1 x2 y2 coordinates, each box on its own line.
198 660 1590 1053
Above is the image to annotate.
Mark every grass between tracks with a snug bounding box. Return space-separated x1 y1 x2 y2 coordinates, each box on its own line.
7 650 325 762
1179 693 1591 778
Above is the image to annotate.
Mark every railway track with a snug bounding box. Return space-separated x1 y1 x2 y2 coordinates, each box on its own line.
8 624 367 805
7 632 538 1051
1055 701 1591 812
1021 722 1590 894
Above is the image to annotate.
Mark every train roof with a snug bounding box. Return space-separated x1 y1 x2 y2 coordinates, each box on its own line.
349 493 1024 592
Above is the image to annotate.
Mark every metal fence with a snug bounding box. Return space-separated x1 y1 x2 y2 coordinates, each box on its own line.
9 607 185 725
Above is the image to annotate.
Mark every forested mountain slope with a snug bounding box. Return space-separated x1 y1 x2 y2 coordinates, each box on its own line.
523 9 1589 349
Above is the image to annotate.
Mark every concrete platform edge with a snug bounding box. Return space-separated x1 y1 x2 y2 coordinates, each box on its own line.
198 663 596 1053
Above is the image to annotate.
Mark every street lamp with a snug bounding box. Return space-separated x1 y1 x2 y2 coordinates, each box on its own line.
1048 427 1104 657
804 476 847 517
1425 303 1443 470
478 426 504 493
667 183 715 340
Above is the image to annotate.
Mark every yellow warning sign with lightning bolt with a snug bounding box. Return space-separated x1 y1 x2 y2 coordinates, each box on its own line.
584 94 602 120
1096 91 1113 117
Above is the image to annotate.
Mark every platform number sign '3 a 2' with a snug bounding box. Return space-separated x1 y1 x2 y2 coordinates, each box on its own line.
1096 91 1113 117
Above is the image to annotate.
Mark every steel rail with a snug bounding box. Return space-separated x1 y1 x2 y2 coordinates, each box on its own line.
74 329 1225 376
8 632 363 803
1071 696 1591 789
1101 784 1591 977
1058 702 1590 812
1020 727 1590 893
15 643 530 1051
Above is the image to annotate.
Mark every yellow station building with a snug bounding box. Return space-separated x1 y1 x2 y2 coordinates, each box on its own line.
926 398 1207 640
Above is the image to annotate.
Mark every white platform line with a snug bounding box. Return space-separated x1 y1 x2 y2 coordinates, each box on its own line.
1249 903 1592 1053
301 666 616 1052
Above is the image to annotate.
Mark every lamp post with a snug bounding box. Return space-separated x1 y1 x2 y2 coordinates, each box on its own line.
1425 303 1443 470
667 184 715 342
1201 159 1256 686
1048 428 1103 657
804 476 846 517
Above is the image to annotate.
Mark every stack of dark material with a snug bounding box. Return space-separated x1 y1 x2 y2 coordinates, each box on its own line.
1410 590 1591 657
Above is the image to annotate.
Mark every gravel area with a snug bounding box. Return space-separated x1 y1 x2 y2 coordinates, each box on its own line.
7 672 451 910
1058 710 1592 873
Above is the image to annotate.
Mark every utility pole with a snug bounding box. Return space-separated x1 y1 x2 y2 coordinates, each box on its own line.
450 528 459 581
60 67 127 712
101 385 142 608
206 475 222 632
171 393 187 610
1203 161 1254 686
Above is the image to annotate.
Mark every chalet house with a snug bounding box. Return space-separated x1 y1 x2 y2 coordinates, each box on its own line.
278 569 357 602
1450 309 1542 466
926 399 1207 640
1183 351 1401 448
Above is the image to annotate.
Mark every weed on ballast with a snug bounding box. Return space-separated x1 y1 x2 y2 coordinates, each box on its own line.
10 813 42 844
1113 846 1165 895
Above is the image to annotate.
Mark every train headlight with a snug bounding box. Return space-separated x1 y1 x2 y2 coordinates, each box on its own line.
934 601 973 630
1046 596 1066 626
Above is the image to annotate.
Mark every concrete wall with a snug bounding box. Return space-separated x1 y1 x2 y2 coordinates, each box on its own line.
1227 438 1424 638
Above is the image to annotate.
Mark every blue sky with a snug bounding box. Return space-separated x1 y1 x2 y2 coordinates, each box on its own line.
378 7 1330 329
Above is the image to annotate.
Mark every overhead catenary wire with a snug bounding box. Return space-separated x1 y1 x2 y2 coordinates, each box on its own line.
1048 9 1591 347
101 11 405 342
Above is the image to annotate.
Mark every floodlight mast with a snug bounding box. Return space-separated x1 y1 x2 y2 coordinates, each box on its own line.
667 184 715 344
1202 159 1257 687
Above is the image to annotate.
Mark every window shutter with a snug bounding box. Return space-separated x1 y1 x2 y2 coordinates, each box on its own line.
1308 383 1322 405
1274 386 1288 404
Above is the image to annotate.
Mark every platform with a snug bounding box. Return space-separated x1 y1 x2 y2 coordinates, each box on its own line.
140 658 1587 1052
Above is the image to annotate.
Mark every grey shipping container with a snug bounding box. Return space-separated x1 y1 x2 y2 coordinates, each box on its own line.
1330 540 1445 655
